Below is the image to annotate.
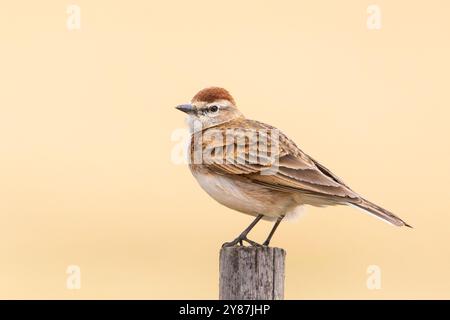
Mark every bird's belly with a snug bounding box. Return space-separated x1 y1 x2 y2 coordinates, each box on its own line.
192 171 295 219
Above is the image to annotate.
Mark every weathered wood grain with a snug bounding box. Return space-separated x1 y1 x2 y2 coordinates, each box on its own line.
219 246 286 300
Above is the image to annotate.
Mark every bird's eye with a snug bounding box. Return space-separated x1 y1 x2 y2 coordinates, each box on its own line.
209 105 219 113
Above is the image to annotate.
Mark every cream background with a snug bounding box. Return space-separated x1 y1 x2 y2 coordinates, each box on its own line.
0 0 449 299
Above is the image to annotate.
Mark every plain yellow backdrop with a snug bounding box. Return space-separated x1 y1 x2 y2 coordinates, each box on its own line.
1 0 449 299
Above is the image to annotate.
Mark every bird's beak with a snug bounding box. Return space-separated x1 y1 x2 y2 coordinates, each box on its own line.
175 104 195 114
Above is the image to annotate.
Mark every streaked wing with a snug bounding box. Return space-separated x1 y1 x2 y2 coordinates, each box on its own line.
197 119 359 201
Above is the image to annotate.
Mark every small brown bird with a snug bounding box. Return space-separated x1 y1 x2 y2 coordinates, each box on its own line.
176 87 411 247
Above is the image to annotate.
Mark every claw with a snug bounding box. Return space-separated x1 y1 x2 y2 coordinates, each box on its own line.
222 236 262 248
244 238 263 247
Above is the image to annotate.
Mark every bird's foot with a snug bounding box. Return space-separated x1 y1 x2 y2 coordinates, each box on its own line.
222 236 262 248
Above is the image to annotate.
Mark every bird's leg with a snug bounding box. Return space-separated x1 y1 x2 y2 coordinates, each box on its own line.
262 216 284 246
222 215 264 247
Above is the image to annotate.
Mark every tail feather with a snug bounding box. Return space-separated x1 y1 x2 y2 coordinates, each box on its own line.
350 198 412 228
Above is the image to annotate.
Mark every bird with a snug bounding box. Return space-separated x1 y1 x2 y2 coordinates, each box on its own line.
176 87 411 247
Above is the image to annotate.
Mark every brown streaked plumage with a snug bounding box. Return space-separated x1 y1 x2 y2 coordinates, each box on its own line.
176 87 411 247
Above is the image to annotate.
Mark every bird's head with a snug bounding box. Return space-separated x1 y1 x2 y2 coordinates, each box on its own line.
176 87 243 131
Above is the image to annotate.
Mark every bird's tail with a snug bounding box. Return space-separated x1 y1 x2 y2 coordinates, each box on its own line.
349 198 412 228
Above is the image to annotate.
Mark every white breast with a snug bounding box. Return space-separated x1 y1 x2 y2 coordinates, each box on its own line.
192 171 304 220
194 173 257 213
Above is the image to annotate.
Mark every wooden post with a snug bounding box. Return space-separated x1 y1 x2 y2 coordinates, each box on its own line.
219 246 286 300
